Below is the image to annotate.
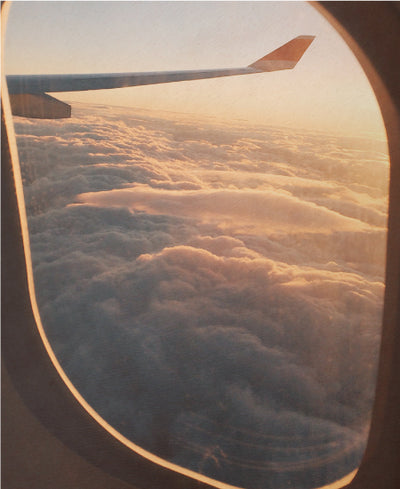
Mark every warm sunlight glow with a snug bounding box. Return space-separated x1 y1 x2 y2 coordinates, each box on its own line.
5 1 386 138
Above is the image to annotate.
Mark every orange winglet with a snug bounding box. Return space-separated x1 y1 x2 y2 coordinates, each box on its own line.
249 35 315 71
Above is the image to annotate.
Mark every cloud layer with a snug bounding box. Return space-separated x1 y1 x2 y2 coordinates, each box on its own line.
15 103 388 489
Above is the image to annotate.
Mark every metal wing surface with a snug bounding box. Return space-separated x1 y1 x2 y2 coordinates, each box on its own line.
6 36 315 119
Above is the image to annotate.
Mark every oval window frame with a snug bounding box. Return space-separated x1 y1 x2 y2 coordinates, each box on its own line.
2 2 400 489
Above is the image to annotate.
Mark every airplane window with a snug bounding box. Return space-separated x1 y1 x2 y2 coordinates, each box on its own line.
4 2 389 489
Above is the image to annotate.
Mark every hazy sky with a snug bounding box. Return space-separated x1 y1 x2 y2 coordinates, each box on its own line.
4 1 386 138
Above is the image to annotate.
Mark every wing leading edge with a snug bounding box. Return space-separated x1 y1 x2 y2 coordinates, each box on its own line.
6 36 315 119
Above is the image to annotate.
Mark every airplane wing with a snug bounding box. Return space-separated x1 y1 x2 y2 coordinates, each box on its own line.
6 35 315 119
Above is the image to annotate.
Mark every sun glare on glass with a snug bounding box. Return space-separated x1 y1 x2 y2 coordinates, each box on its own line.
5 2 389 489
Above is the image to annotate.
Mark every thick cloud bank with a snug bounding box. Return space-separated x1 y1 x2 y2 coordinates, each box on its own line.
15 104 388 489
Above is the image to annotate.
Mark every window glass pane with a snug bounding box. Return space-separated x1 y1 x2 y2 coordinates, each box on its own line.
5 2 389 489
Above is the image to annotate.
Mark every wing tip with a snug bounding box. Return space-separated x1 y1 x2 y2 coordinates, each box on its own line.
249 35 315 71
295 35 316 40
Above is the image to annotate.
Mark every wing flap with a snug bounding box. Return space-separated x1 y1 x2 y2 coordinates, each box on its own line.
9 93 71 119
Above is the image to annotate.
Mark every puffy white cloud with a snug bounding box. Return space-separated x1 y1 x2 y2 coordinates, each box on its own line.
14 103 388 489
